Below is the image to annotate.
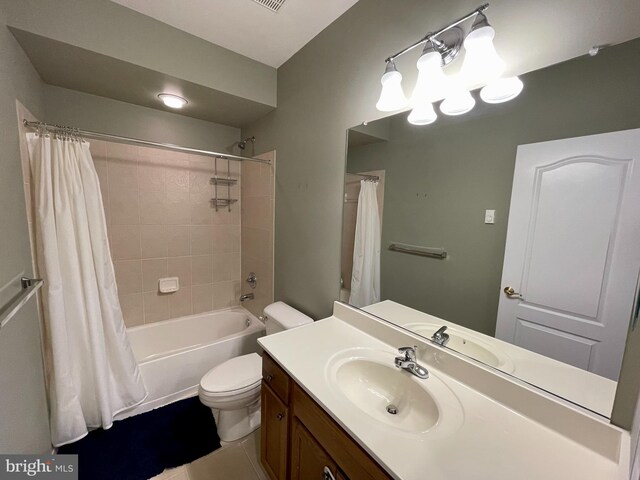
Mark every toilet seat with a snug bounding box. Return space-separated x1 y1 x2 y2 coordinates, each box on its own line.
199 353 262 396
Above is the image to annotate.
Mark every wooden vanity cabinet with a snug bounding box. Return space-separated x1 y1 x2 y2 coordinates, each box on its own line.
260 353 392 480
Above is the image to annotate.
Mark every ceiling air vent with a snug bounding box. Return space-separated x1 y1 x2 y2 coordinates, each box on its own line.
252 0 286 13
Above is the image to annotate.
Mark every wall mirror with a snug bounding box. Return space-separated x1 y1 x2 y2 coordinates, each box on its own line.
341 37 640 420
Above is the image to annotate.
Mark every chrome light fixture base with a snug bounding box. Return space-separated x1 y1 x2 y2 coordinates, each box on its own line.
431 27 465 66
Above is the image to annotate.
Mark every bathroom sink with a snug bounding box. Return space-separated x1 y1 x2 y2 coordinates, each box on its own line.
326 348 463 435
404 322 515 373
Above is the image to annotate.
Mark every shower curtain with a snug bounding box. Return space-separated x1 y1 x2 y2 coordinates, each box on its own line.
26 133 147 447
349 180 381 307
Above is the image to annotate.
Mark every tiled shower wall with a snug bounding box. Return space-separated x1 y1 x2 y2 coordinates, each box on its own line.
240 151 275 317
90 140 241 327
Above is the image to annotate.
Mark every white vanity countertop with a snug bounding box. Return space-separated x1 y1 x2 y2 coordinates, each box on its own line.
258 316 628 480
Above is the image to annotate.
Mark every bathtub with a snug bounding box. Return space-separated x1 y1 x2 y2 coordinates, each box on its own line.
117 306 265 419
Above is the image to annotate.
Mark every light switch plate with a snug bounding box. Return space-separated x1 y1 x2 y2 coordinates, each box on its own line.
485 209 496 224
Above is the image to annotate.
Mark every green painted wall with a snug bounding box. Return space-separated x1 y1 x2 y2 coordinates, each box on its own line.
346 38 640 335
0 13 50 453
242 0 640 320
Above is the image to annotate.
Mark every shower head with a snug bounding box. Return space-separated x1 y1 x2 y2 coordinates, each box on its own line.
238 136 256 150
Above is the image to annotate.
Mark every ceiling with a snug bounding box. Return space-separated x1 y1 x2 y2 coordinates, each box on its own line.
109 0 360 68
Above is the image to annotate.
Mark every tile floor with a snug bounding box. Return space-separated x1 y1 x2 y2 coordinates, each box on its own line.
150 429 267 480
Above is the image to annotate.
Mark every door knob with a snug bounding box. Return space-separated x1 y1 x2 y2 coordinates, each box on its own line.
503 286 522 298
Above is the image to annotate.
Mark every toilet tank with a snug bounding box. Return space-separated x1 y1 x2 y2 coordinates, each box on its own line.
263 301 313 335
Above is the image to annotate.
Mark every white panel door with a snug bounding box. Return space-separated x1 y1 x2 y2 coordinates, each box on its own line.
496 129 640 380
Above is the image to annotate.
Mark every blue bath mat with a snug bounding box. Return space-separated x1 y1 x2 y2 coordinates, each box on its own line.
58 397 221 480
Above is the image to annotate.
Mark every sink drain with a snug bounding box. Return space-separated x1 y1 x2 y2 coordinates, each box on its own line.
386 404 398 415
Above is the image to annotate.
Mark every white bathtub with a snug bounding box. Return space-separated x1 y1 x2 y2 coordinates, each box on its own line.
117 306 265 419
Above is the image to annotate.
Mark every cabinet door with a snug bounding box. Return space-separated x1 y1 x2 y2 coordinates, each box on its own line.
290 418 338 480
261 383 288 480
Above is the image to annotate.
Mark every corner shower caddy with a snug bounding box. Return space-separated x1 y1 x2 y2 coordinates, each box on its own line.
211 156 238 211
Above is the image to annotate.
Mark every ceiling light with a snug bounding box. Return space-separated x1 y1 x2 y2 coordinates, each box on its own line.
376 61 408 112
460 13 505 86
158 93 188 109
480 76 524 103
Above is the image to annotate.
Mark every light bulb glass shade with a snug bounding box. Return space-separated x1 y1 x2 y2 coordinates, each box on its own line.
408 102 438 125
440 88 475 116
461 23 505 86
480 76 524 104
158 93 187 109
376 66 408 112
411 50 449 104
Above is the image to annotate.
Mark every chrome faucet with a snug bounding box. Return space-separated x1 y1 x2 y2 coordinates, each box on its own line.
431 326 450 346
394 346 429 379
246 272 257 289
239 293 254 302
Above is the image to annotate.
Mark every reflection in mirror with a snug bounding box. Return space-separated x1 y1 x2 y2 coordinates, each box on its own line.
341 38 640 419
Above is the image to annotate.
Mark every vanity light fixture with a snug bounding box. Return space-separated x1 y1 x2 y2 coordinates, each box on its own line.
158 93 188 109
407 41 448 124
376 3 523 125
375 61 408 112
459 12 505 86
407 101 438 125
480 76 524 103
440 86 476 116
411 42 449 105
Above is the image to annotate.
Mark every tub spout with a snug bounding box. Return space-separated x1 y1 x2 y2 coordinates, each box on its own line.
240 293 254 302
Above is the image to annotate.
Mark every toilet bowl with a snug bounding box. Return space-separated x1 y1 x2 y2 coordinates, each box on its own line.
199 353 262 443
198 302 313 442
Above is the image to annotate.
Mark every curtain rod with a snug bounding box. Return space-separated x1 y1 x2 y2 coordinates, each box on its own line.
22 120 270 165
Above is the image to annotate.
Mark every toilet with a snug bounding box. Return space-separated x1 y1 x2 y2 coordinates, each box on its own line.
198 301 313 442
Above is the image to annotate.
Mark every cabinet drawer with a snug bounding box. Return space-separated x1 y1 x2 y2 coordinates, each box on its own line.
263 353 290 404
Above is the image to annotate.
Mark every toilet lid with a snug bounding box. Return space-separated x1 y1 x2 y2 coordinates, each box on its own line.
200 353 262 393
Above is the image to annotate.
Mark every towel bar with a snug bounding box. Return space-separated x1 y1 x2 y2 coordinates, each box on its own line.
388 242 447 259
0 277 43 329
